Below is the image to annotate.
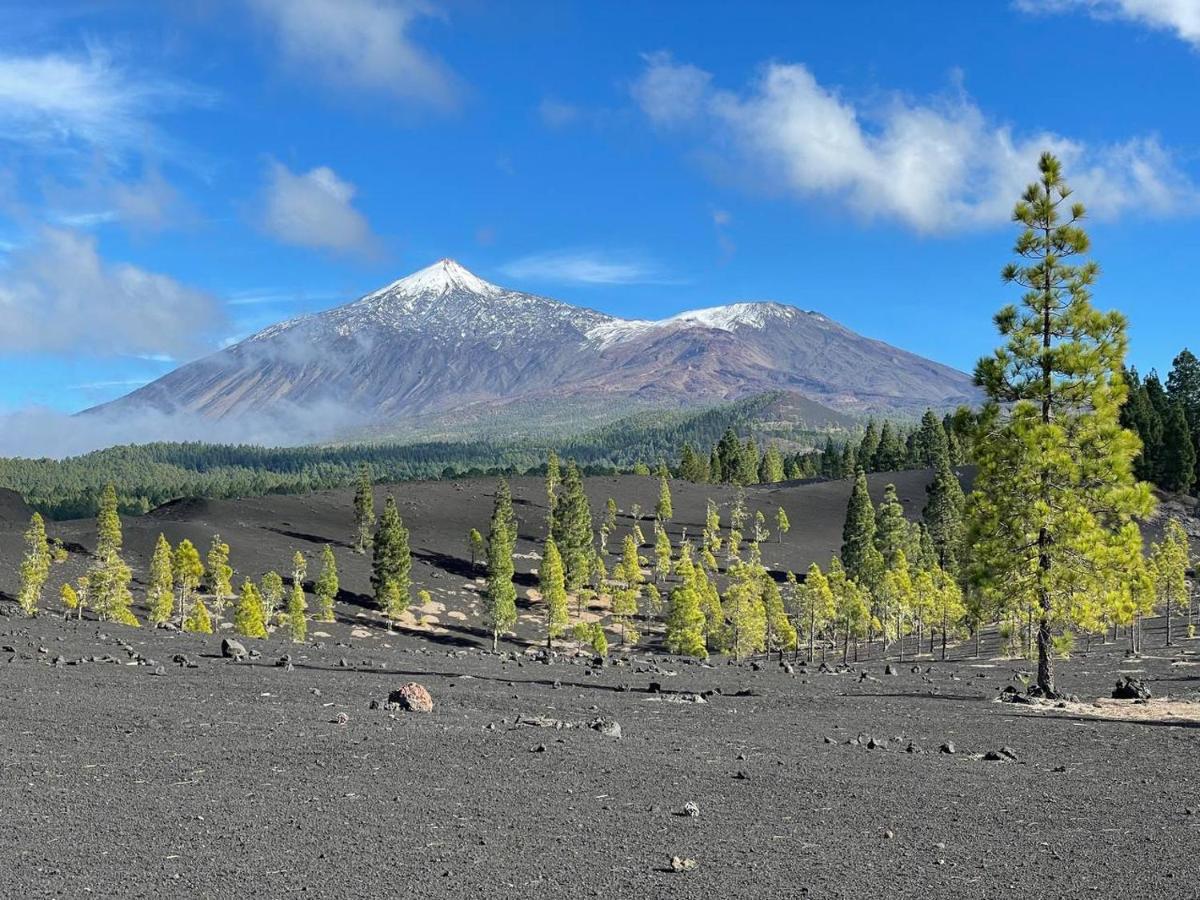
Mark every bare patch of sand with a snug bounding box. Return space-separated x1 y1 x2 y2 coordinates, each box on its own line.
1015 696 1200 725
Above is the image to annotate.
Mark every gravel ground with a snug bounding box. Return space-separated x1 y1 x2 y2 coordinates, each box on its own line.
2 474 1199 898
3 610 1199 899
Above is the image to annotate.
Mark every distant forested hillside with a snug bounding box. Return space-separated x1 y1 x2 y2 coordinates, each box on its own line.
0 392 854 519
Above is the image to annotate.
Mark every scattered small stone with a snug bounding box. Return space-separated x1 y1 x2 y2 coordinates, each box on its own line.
884 830 895 840
335 712 349 725
669 856 698 872
998 746 1018 761
823 736 837 745
150 665 166 677
530 743 546 753
590 718 622 740
51 655 65 668
682 801 700 818
982 750 1005 761
884 664 898 676
939 741 956 755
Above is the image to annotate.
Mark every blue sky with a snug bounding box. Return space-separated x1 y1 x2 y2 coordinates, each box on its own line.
0 0 1198 418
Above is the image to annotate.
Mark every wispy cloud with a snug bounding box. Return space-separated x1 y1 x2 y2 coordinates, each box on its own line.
0 48 212 158
258 160 380 257
1015 0 1200 48
632 53 1200 233
227 287 345 306
500 249 678 286
0 227 224 357
249 0 460 109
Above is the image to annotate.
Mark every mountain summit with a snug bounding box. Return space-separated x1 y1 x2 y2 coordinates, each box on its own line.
93 260 977 438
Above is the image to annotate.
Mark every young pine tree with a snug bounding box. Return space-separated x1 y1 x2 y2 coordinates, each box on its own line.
287 581 307 642
612 534 643 645
545 450 561 523
352 463 375 554
173 539 204 627
969 151 1154 696
762 574 797 658
260 571 284 627
552 463 594 591
1151 519 1191 646
313 545 339 623
841 470 883 592
540 536 569 649
17 512 51 616
185 596 213 634
725 561 767 661
146 534 175 626
802 562 836 663
1159 402 1196 494
207 535 234 625
655 475 673 523
372 496 412 627
234 579 268 639
91 484 136 625
775 507 790 544
484 480 518 651
874 483 909 569
60 582 79 617
923 443 966 575
467 528 485 569
665 548 707 658
653 525 672 583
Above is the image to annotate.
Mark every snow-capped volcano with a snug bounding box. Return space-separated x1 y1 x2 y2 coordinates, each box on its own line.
93 259 977 435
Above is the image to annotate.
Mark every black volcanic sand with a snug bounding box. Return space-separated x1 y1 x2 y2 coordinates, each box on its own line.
2 474 1200 898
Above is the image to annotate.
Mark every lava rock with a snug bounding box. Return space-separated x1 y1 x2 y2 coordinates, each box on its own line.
1112 676 1151 700
590 718 622 739
388 682 434 713
682 801 701 818
939 741 956 755
221 638 247 661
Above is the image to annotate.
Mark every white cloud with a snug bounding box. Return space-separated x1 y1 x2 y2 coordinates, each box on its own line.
0 49 209 157
538 98 581 128
0 228 224 357
1016 0 1200 47
250 0 459 109
500 249 676 286
259 161 379 256
632 55 1199 233
630 52 712 127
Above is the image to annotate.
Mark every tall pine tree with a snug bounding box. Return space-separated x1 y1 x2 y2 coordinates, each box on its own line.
969 151 1153 696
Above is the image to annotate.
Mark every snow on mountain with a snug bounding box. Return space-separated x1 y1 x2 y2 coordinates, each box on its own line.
92 259 979 433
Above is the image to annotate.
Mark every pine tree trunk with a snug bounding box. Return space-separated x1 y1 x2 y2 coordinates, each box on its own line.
941 607 948 661
809 606 815 664
1167 603 1172 647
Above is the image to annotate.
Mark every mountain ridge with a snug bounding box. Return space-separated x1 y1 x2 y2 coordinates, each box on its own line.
91 259 978 439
